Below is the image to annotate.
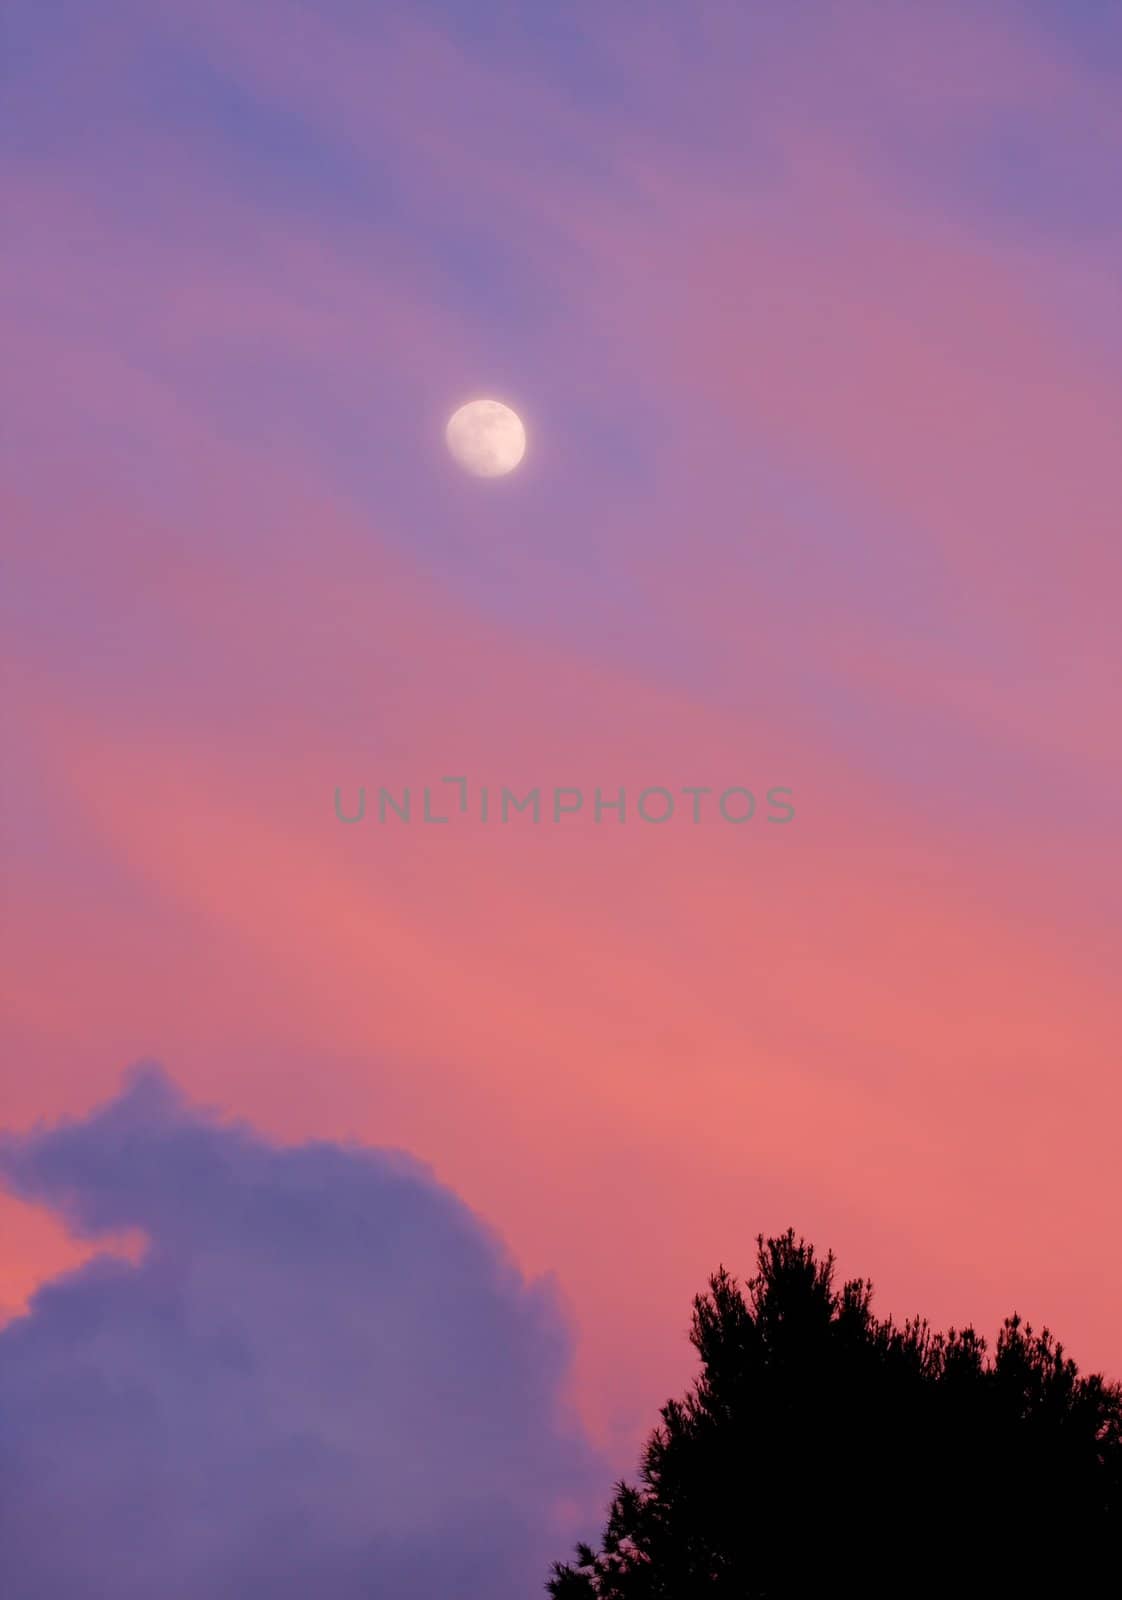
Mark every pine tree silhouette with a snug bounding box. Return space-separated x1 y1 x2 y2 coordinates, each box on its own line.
549 1230 1122 1596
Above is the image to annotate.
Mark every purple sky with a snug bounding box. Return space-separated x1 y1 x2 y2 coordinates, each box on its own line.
2 1 1120 1593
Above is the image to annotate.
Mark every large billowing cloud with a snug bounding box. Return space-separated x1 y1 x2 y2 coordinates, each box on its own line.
0 1067 599 1597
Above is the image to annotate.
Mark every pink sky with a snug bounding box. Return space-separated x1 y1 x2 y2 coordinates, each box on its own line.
3 0 1120 1482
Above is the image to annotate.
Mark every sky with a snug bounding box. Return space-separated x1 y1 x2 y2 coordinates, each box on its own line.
2 0 1120 1592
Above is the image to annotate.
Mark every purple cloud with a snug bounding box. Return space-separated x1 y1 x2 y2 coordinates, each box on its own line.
0 1066 600 1597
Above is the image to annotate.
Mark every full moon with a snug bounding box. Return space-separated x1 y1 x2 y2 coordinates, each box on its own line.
445 398 526 478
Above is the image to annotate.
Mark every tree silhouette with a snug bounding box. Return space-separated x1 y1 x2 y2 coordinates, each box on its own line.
549 1230 1122 1595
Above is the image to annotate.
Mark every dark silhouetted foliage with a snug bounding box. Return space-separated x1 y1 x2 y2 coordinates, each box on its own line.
549 1230 1122 1596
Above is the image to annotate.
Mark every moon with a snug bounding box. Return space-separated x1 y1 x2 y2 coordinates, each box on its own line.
445 398 526 478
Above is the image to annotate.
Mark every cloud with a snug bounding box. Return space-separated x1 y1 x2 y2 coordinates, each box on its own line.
0 1066 599 1597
